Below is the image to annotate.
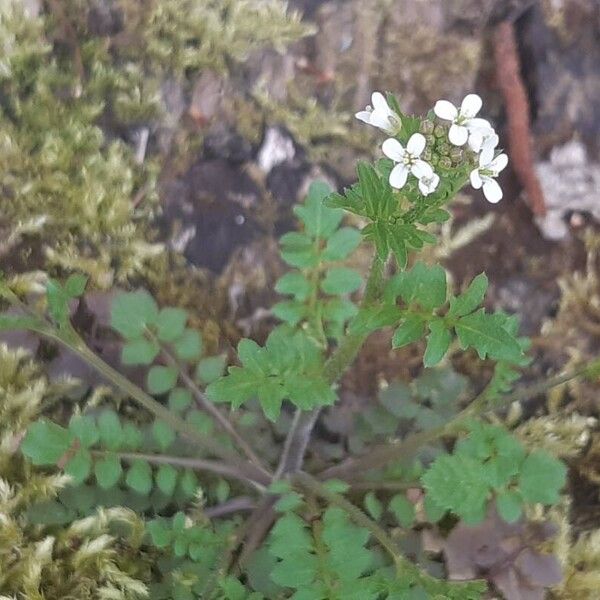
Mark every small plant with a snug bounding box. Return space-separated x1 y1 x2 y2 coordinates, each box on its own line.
2 89 599 599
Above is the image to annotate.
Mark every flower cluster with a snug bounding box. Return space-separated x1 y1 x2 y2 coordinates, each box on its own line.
356 92 508 203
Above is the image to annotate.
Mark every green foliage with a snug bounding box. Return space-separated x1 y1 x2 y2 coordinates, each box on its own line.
207 326 335 421
421 422 567 524
275 181 361 342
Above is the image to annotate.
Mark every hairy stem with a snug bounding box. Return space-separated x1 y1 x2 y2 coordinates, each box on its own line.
158 341 269 474
320 355 600 481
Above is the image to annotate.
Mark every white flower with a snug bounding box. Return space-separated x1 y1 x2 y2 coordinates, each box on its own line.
418 172 440 196
382 133 435 191
470 137 508 203
468 124 497 153
355 92 401 134
434 93 494 148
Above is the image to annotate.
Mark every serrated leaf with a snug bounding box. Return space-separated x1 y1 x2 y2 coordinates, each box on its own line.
152 420 176 451
349 305 403 335
323 227 361 260
68 414 99 448
518 451 566 505
423 319 452 367
496 490 523 523
455 309 523 362
46 280 69 325
121 337 159 365
21 420 74 465
110 290 158 339
386 262 447 311
147 365 178 394
126 460 153 495
294 181 341 239
448 273 488 318
321 267 362 295
156 307 188 342
389 494 416 528
173 329 203 361
97 410 123 450
65 448 92 484
156 464 178 496
392 315 425 349
95 454 122 489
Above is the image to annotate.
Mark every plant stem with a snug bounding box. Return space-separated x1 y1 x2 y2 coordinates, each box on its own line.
158 342 269 474
275 254 385 477
91 450 265 488
43 327 270 487
319 355 600 482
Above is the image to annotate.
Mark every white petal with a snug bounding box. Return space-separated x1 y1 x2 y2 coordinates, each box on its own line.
389 163 409 189
483 178 503 203
406 133 426 157
460 93 482 118
470 168 483 189
418 173 440 196
355 110 372 124
411 159 433 179
370 112 394 132
489 153 508 174
468 131 484 153
382 138 405 161
371 92 389 112
479 143 495 167
434 99 458 121
448 123 468 146
467 118 493 132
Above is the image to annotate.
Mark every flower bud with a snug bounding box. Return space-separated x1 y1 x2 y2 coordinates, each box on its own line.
420 119 434 135
450 147 463 162
434 125 446 138
438 156 452 169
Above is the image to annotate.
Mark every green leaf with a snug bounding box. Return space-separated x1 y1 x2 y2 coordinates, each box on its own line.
195 355 228 384
496 490 523 523
156 464 178 496
294 181 341 239
147 365 178 394
518 451 566 505
46 280 69 325
323 227 361 261
126 460 153 495
272 300 306 326
110 290 158 339
364 491 383 520
392 315 425 349
275 492 304 512
258 379 287 422
121 337 159 366
95 454 122 489
0 314 42 331
156 307 188 342
168 387 193 411
280 232 318 268
386 262 447 311
64 273 88 297
423 320 452 367
65 448 92 484
179 469 199 498
275 272 312 301
122 423 143 451
68 414 99 448
455 310 523 362
448 273 488 318
173 329 203 361
152 420 176 451
147 518 173 548
389 494 416 528
97 410 123 450
349 305 402 335
21 420 74 465
321 268 362 295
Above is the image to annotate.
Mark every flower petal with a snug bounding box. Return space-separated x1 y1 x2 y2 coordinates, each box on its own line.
470 168 483 189
418 173 440 196
468 131 484 153
369 112 393 132
489 153 508 174
460 93 482 118
382 138 405 161
467 117 493 131
406 133 426 157
448 123 468 146
434 99 458 121
483 178 503 203
479 143 496 167
371 92 389 112
389 163 409 189
411 159 433 179
355 110 372 124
